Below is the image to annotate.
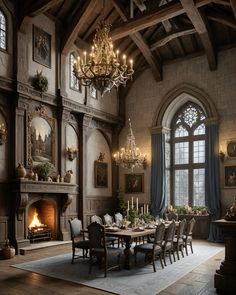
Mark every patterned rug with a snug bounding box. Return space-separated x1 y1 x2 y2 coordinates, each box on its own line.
12 240 223 295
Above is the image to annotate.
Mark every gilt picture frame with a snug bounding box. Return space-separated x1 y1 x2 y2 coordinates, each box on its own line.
94 161 108 188
27 105 55 167
125 173 144 194
33 25 51 68
227 140 236 158
224 165 236 188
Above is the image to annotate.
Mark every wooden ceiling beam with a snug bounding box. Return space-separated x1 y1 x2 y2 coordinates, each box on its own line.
19 0 60 29
207 9 236 30
110 0 216 41
230 0 236 20
61 0 99 55
180 0 217 70
112 0 162 81
150 27 196 50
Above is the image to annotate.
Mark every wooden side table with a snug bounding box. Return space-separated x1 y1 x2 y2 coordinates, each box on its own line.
212 219 236 294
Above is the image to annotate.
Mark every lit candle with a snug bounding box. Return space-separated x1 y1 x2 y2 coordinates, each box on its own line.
123 54 126 65
170 205 173 212
144 204 146 214
130 59 133 70
136 197 138 211
141 207 143 215
131 196 134 209
83 51 87 64
116 50 119 61
147 204 149 214
127 200 130 211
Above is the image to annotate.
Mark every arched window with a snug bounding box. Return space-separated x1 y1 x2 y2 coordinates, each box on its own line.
70 53 81 91
170 102 206 207
0 9 6 50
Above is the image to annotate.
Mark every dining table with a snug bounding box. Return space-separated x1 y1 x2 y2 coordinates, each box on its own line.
105 227 156 269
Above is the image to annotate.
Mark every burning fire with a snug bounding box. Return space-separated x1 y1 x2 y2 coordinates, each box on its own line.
29 210 44 229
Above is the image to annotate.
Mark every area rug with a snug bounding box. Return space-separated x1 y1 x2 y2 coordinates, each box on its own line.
12 241 223 295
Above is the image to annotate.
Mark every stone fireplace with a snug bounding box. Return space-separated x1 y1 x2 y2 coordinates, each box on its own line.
12 179 78 253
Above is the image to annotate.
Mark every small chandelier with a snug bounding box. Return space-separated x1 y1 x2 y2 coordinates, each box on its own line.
73 21 134 96
113 119 147 171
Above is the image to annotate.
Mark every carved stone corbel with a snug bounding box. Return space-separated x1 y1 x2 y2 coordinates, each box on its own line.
62 194 73 214
16 193 29 221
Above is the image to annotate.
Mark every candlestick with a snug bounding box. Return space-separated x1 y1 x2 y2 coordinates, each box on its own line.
144 204 146 214
136 197 138 211
147 204 149 214
141 207 143 215
131 196 134 209
127 200 130 211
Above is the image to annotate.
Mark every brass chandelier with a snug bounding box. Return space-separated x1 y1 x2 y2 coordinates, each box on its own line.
73 21 134 96
113 119 147 171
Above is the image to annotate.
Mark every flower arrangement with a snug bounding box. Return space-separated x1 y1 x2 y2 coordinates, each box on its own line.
34 161 55 180
32 70 48 92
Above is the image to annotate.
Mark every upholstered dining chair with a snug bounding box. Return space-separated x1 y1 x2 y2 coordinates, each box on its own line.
103 213 114 226
114 212 123 227
134 223 166 272
88 222 122 277
161 220 176 266
173 218 187 260
90 215 118 247
68 218 90 264
183 218 196 255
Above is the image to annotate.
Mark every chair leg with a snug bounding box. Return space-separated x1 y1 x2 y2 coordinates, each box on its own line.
169 251 172 264
89 254 93 274
176 247 180 260
172 250 176 262
72 248 75 264
134 250 137 265
163 251 167 266
104 256 107 277
152 254 156 272
159 253 164 269
190 241 194 253
185 243 188 256
180 245 184 258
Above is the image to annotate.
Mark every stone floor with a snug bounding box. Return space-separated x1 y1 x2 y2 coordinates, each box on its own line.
0 242 224 295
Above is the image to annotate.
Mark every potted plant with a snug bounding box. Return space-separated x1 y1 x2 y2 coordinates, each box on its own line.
32 70 48 92
34 161 55 181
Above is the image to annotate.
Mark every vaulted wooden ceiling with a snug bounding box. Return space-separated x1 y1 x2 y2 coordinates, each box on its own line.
16 0 236 86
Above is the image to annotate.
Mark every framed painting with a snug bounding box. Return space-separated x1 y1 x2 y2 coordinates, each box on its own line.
27 105 55 167
125 173 144 194
225 166 236 187
227 140 236 158
33 25 51 68
94 161 108 188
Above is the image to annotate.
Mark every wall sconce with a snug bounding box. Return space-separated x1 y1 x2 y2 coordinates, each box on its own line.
219 150 225 162
0 123 7 145
143 155 148 169
66 145 78 161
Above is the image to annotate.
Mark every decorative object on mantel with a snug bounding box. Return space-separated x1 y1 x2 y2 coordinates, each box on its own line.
98 152 105 162
32 70 48 92
34 161 55 181
15 163 27 179
27 167 35 180
2 239 15 259
219 149 225 162
224 196 236 221
0 123 7 145
113 119 147 171
66 145 78 161
64 170 73 183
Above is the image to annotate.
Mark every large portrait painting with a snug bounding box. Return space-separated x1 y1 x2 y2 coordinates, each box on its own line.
33 25 51 68
125 173 144 194
225 166 236 187
94 161 108 188
27 105 55 166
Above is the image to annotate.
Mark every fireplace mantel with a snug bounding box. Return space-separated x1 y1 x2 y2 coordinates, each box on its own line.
13 179 78 220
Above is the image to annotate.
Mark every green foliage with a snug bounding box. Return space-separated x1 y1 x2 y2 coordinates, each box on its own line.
127 208 139 224
116 188 127 215
32 70 48 92
34 162 55 180
141 212 153 223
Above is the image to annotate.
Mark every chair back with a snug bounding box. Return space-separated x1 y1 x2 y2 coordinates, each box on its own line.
164 221 176 247
177 218 187 239
186 218 196 238
154 223 165 247
114 212 123 226
167 211 179 221
88 222 106 249
91 215 103 225
103 213 113 226
68 218 82 239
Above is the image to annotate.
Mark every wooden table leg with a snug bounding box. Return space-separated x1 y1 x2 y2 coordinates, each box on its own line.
123 236 133 270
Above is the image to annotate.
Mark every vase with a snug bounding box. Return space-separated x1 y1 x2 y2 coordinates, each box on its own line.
15 163 27 179
3 240 15 259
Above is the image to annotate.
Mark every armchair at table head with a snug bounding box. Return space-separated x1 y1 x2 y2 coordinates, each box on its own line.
68 217 90 263
87 222 122 277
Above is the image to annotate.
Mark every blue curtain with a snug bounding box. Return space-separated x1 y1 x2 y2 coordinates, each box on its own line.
205 124 223 242
150 132 166 217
